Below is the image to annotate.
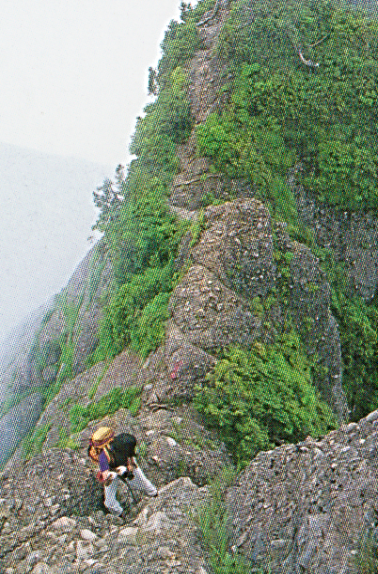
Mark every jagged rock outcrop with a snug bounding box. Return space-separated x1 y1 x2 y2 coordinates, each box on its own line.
226 409 378 574
164 198 348 418
3 410 378 574
0 450 211 574
162 3 349 418
2 2 378 573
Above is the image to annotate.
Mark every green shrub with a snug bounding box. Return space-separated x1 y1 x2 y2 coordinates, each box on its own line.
194 337 336 468
331 293 378 421
56 426 79 449
130 292 171 358
22 423 52 460
354 529 378 574
106 264 174 356
88 7 198 368
199 0 378 211
193 466 251 574
158 19 202 88
69 386 142 433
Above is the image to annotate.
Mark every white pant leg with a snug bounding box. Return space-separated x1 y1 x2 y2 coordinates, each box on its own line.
128 466 157 497
104 476 123 515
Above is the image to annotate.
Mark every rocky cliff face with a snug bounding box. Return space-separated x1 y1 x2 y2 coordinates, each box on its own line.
2 1 378 572
164 198 348 418
226 409 378 574
2 411 378 574
0 0 358 464
292 175 378 302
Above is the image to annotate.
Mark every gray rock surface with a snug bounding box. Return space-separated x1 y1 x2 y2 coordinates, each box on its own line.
227 410 378 574
291 174 378 302
167 198 348 418
3 411 378 573
0 450 211 574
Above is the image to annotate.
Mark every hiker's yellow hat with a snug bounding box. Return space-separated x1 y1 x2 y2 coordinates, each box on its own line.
91 426 115 447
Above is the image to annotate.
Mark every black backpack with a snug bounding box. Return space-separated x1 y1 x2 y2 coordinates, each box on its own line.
107 433 137 469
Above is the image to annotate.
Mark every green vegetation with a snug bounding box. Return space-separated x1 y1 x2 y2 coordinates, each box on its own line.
16 0 378 465
196 0 378 212
193 466 252 574
69 386 142 433
87 2 238 366
56 427 80 450
22 423 52 460
194 335 336 469
332 290 378 421
91 263 175 360
309 247 378 422
88 11 202 362
354 529 378 573
88 363 110 400
157 0 218 86
193 0 378 424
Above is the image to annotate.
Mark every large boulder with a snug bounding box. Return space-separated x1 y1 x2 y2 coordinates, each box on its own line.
226 410 378 574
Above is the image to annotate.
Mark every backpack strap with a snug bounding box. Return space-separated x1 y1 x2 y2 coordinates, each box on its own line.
103 445 115 467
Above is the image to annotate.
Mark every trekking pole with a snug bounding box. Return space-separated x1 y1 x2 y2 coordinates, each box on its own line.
118 474 138 505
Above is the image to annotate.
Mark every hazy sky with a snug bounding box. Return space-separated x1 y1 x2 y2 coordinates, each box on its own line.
0 0 185 166
0 0 195 343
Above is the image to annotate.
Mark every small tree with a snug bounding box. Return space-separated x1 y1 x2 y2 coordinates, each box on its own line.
179 2 193 21
92 170 124 232
147 67 158 96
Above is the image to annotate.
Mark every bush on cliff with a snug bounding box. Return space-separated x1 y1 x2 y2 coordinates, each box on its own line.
89 24 196 361
196 0 378 211
194 336 336 468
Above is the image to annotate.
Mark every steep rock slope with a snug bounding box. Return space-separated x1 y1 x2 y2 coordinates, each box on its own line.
227 409 378 573
2 410 378 574
2 1 378 572
7 347 229 488
1 0 364 465
292 177 378 302
163 199 348 418
0 450 210 574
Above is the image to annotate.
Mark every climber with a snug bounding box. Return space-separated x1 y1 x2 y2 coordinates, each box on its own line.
88 426 157 519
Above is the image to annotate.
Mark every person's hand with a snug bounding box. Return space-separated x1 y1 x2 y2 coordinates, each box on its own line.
116 465 134 480
96 470 110 483
98 470 117 486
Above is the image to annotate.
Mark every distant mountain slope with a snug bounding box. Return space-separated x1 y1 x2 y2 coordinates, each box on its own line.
0 142 110 343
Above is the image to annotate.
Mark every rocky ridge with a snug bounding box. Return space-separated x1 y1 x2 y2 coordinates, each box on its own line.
0 449 211 574
2 410 378 573
2 0 373 463
2 2 378 572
